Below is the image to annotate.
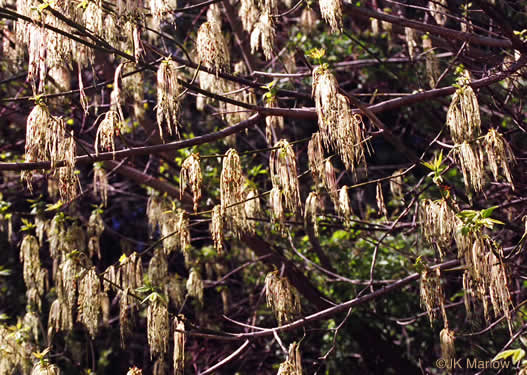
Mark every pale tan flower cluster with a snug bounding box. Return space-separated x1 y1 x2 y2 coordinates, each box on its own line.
23 104 80 199
146 197 191 257
405 27 417 60
483 129 515 189
419 199 458 258
319 0 343 33
300 6 318 33
31 362 61 375
250 10 275 60
389 169 404 201
460 236 512 326
265 271 301 325
239 0 260 32
119 288 137 348
448 79 515 191
148 248 168 289
440 328 455 364
20 235 48 311
93 162 108 206
87 210 104 259
26 24 47 93
312 67 368 176
277 342 303 375
420 267 447 325
0 322 33 374
77 268 102 338
147 298 169 359
324 159 339 207
429 0 448 25
454 141 485 192
157 59 182 141
243 186 263 223
238 0 276 59
95 111 121 155
220 149 252 237
447 82 481 144
196 21 230 74
161 209 191 260
304 192 322 237
211 205 224 254
186 268 204 304
173 316 186 375
422 35 439 88
180 153 202 212
313 67 339 145
269 140 302 223
338 186 353 225
149 0 178 27
307 132 325 187
376 182 387 217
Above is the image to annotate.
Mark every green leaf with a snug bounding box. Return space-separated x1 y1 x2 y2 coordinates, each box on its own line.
493 348 524 363
481 206 498 218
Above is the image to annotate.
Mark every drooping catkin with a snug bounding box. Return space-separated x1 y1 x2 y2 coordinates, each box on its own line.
77 268 103 339
304 192 321 237
419 199 458 258
312 66 339 149
277 341 303 375
300 6 318 34
269 140 302 218
93 162 108 206
156 59 182 141
422 35 439 88
148 248 168 288
440 328 455 363
376 182 387 217
338 186 353 224
429 0 448 26
319 0 343 33
446 76 481 143
180 153 202 212
119 288 137 348
323 159 339 207
210 205 224 254
405 27 417 60
454 141 485 192
196 21 230 73
220 149 251 237
173 316 186 375
186 268 204 304
87 209 104 259
31 362 61 375
95 111 120 155
147 298 169 359
250 10 275 60
239 0 259 32
389 169 404 201
307 132 325 188
265 271 301 325
482 129 515 189
420 267 447 325
312 67 368 175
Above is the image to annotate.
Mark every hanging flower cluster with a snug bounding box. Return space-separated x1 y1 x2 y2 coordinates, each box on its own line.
157 59 182 141
269 140 302 228
180 153 202 212
265 271 301 325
